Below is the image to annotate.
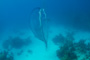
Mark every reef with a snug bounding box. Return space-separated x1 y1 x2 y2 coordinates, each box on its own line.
52 32 75 45
53 32 90 60
52 34 65 45
2 37 32 50
0 50 14 60
56 40 77 60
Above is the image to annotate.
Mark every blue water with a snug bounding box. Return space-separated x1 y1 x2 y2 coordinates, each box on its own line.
0 0 90 60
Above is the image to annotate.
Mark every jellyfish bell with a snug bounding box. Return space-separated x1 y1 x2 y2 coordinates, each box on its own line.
29 7 48 49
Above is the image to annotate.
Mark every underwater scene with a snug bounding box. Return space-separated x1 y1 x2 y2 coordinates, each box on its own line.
0 0 90 60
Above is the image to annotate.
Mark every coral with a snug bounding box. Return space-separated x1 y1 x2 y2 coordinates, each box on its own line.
0 50 14 60
2 37 32 50
52 34 65 45
61 52 77 60
10 37 25 49
55 32 90 60
56 36 90 60
57 39 77 60
52 32 75 46
75 39 87 53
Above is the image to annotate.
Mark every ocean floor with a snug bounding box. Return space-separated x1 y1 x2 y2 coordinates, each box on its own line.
0 25 90 60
